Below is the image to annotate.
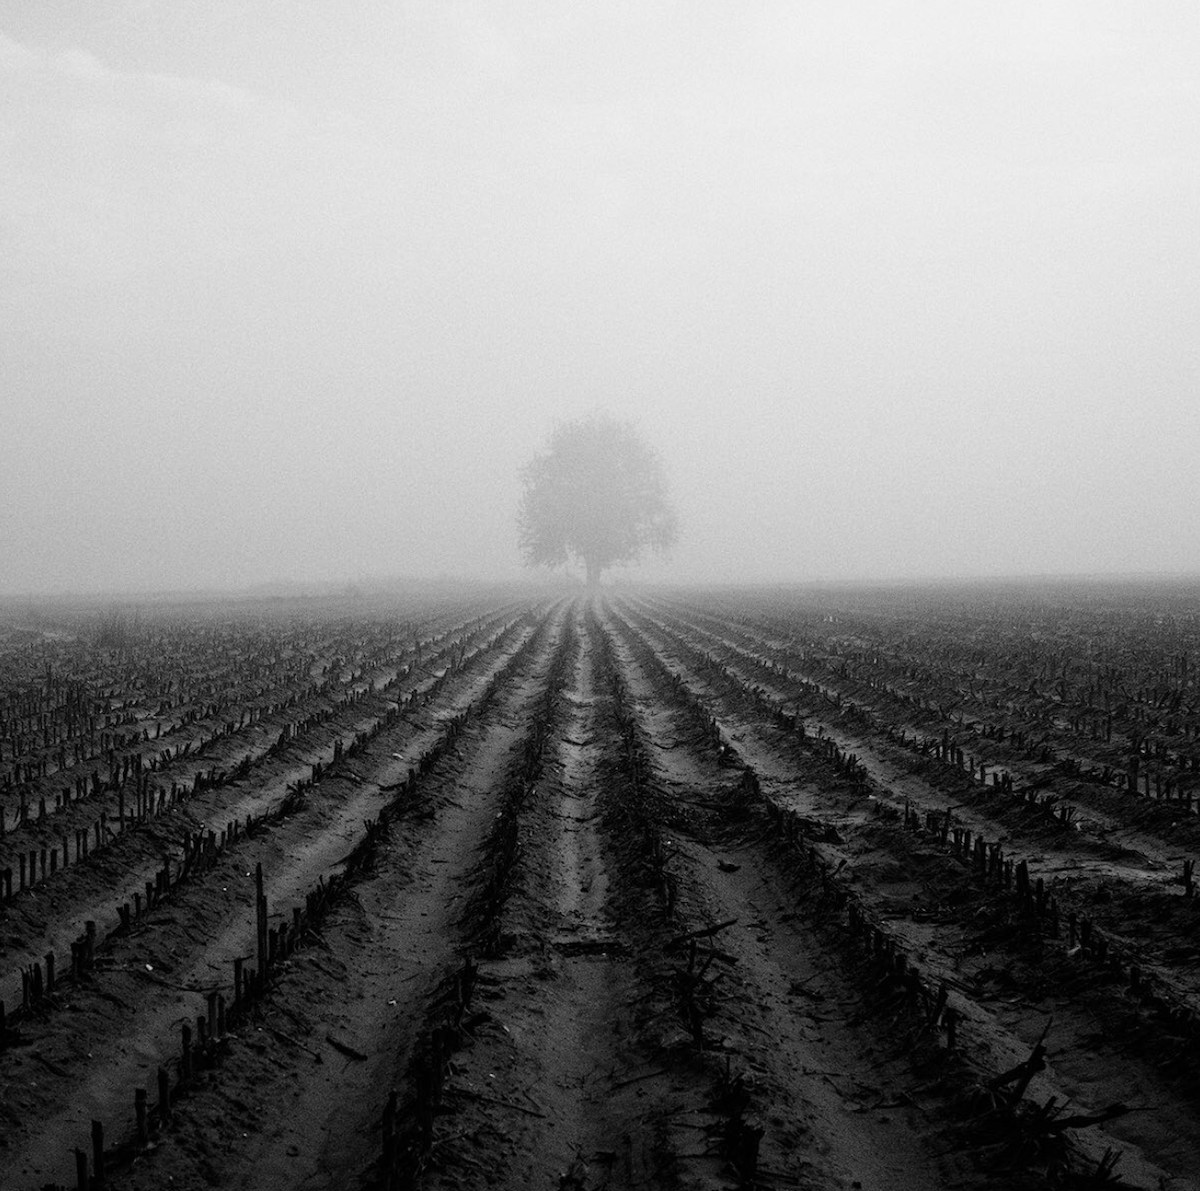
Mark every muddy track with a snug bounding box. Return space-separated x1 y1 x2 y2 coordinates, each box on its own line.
424 603 684 1189
0 602 563 1189
409 604 994 1191
614 598 1200 1189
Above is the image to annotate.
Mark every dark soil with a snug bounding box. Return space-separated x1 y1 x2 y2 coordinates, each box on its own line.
3 585 1199 1191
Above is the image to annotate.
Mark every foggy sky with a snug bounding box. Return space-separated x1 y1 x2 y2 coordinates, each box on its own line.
2 2 1198 594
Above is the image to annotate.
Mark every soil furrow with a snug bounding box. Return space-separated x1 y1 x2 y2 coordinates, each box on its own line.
426 604 677 1190
0 605 514 895
0 606 493 843
616 599 1200 1189
604 603 969 1191
0 606 559 1189
7 585 1200 1191
654 598 1200 868
638 600 1200 1038
0 612 532 1019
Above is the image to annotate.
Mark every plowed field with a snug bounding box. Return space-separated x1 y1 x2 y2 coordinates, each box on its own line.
4 582 1199 1191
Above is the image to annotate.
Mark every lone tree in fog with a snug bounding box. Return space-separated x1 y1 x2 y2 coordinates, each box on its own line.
519 414 678 589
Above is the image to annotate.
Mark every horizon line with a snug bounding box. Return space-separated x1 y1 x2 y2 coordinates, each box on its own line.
3 567 1200 606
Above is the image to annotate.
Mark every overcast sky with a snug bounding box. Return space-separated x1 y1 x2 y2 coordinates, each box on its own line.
2 2 1198 594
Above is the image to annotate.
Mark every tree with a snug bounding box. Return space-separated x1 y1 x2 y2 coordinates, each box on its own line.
518 414 678 588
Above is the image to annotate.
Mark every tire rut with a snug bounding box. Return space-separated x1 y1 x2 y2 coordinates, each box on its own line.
424 604 668 1189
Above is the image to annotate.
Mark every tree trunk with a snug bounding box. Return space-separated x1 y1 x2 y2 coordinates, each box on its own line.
584 557 602 591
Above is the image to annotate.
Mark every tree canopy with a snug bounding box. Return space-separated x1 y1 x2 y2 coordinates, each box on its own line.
518 414 678 587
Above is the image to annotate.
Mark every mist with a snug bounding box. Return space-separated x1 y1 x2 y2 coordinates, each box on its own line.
3 2 1198 595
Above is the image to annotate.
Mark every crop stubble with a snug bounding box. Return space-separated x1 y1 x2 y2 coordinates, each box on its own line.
3 584 1200 1190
